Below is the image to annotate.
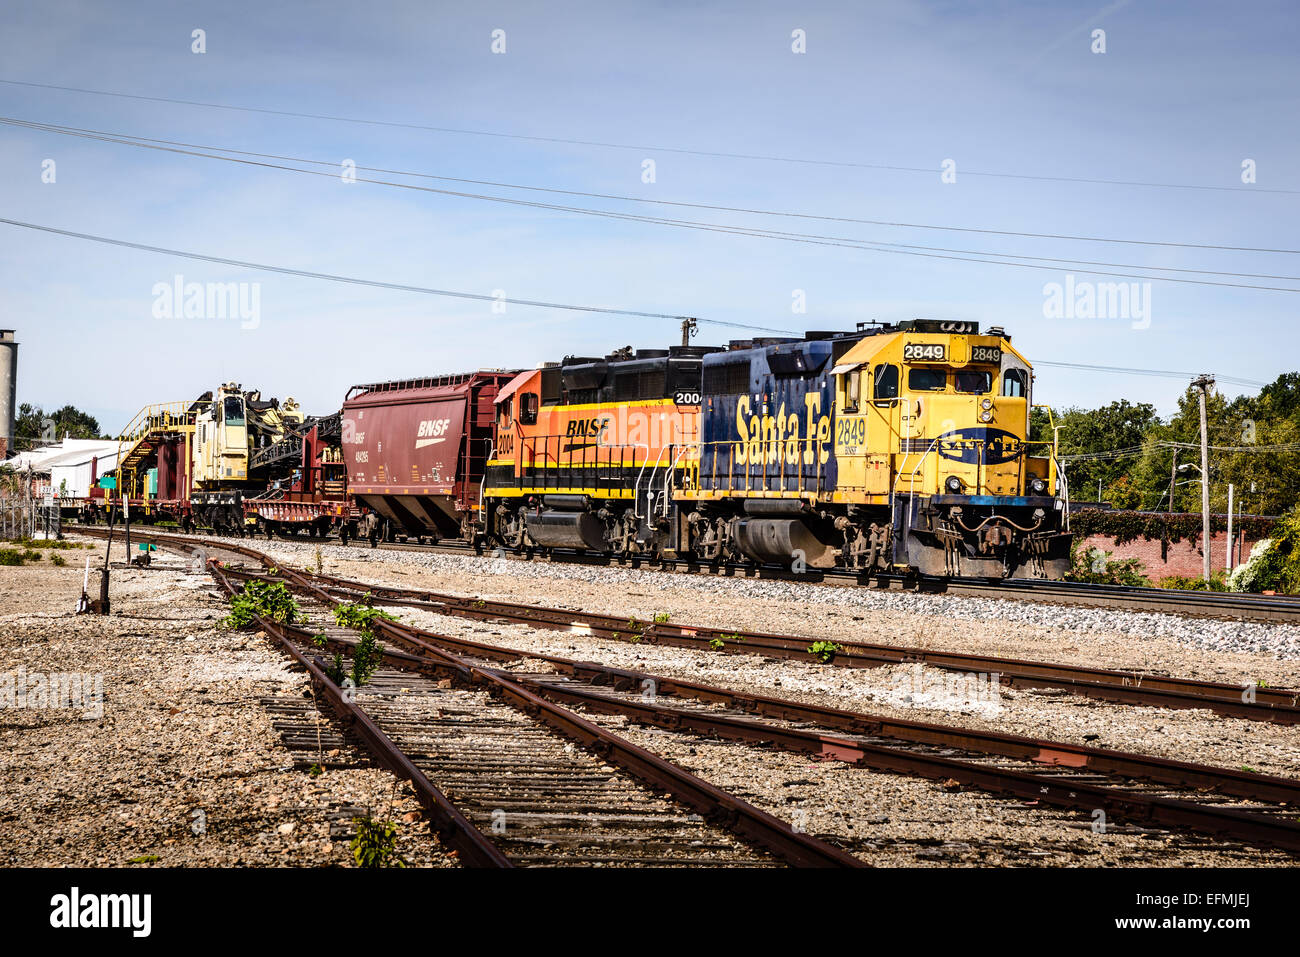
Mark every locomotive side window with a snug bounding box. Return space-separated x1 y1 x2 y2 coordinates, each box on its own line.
1002 369 1027 397
844 370 861 412
873 364 899 400
519 392 539 425
908 368 946 392
499 398 513 426
954 371 992 394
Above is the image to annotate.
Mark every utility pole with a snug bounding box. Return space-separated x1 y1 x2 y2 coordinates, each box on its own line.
1227 483 1234 569
1191 374 1215 581
1168 448 1177 513
681 317 697 348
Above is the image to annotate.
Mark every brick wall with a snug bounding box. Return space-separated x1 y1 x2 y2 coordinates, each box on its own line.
1079 530 1261 580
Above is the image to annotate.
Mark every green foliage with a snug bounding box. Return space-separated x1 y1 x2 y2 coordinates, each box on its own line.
13 402 102 451
1071 508 1275 547
350 815 405 869
126 854 160 864
0 548 24 565
332 596 397 631
708 638 726 651
1157 572 1228 592
221 579 302 629
311 633 328 648
653 612 671 624
329 596 391 687
50 554 67 567
808 641 842 664
326 652 347 686
1229 506 1300 594
307 763 323 777
1048 373 1300 516
21 549 41 561
7 537 82 550
349 628 383 687
1066 543 1150 586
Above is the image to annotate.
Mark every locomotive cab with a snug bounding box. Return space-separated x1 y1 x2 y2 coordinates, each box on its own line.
831 321 1070 578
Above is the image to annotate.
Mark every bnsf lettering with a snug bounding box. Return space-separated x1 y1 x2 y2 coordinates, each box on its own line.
417 418 452 438
565 417 609 439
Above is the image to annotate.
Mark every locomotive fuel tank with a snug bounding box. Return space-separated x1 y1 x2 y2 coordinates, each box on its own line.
731 499 838 568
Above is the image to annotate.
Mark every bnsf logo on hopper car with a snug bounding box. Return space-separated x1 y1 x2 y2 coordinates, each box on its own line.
415 418 453 449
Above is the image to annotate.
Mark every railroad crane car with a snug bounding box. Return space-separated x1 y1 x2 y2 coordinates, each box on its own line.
340 372 516 545
677 320 1072 578
483 346 720 556
188 383 304 531
243 413 362 540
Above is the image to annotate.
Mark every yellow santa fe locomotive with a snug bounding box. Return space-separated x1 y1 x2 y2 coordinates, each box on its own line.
677 319 1072 579
481 320 1072 579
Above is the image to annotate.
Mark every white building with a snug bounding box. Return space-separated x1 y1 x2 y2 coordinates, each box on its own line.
3 439 121 499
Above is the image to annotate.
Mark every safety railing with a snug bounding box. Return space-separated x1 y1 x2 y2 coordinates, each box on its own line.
694 437 830 497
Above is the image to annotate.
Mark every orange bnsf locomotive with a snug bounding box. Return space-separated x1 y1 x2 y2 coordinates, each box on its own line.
342 320 1072 579
483 346 716 557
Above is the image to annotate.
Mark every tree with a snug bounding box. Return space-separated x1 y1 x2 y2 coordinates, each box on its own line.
13 403 103 450
1054 400 1160 504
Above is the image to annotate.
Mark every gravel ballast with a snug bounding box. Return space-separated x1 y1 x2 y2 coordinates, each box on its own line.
0 542 454 868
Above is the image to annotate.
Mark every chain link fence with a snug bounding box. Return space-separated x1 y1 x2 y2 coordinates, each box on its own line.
0 498 61 540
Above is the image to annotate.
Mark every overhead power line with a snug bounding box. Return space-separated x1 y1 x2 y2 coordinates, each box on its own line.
1033 360 1265 389
0 215 793 334
1061 439 1300 464
6 117 1299 294
0 214 1274 392
2 77 1296 195
2 115 1292 256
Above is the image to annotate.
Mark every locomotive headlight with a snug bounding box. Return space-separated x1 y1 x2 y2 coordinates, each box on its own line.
979 410 993 422
945 476 963 493
981 399 993 410
1030 477 1048 494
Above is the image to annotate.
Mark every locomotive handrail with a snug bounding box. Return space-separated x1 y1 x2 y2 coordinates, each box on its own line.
632 443 661 519
901 438 940 534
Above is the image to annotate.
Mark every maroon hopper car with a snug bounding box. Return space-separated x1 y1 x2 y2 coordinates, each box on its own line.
341 372 517 542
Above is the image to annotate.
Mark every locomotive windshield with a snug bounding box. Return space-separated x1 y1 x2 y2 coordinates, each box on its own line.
954 371 992 394
908 368 946 391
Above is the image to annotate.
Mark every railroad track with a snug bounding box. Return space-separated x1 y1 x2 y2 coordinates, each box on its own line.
259 562 1300 857
94 528 1300 858
364 538 1300 624
68 522 1300 623
202 562 860 867
69 525 1300 723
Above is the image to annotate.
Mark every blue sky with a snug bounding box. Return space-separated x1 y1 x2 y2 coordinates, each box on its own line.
1 0 1296 433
